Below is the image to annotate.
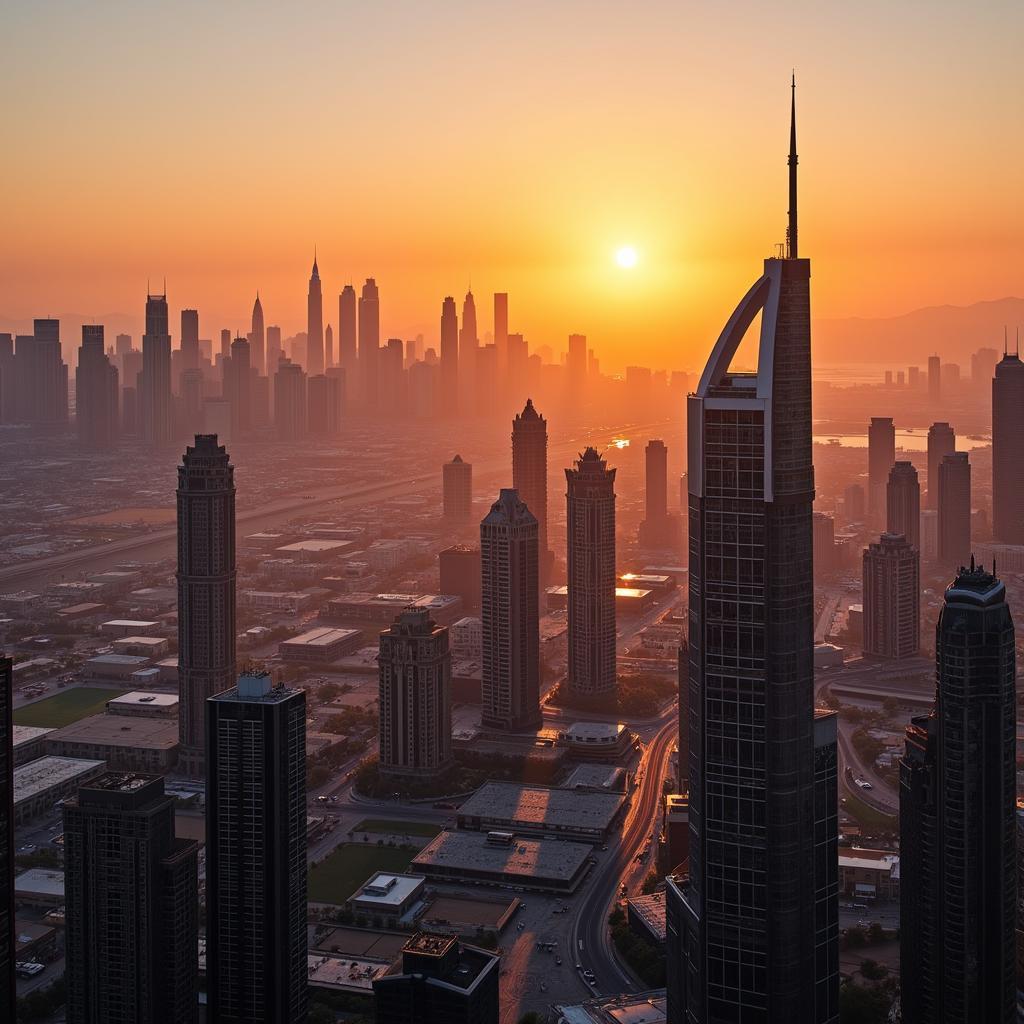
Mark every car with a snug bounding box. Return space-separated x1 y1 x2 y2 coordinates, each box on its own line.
16 962 45 978
555 956 562 965
584 970 595 980
575 963 583 971
861 781 873 790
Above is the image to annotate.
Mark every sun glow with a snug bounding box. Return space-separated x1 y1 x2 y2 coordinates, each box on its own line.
615 245 638 269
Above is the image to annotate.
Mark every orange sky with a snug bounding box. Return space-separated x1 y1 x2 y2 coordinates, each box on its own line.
1 1 1021 371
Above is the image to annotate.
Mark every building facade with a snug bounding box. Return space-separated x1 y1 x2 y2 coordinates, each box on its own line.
480 489 541 731
206 673 308 1024
867 416 895 524
886 460 920 550
443 455 473 518
937 452 971 570
512 398 550 592
177 435 236 774
926 422 955 510
306 256 324 376
0 658 13 1022
140 293 173 445
900 564 1016 1023
76 324 119 448
862 533 920 659
992 354 1024 544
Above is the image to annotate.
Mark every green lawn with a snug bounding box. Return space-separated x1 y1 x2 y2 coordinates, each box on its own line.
352 818 442 838
841 791 897 832
14 686 129 728
308 843 415 905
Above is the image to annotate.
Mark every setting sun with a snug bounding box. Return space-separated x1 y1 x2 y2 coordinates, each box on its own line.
615 246 638 269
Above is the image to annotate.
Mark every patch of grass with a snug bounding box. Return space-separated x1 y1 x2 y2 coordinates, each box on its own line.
842 791 897 832
353 819 442 838
308 843 415 905
14 686 128 728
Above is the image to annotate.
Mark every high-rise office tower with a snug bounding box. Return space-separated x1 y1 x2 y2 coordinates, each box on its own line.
250 293 265 374
900 563 1016 1023
971 346 1000 390
443 454 473 517
338 284 357 376
512 398 550 594
459 290 478 413
565 447 617 699
507 332 528 400
373 933 500 1024
812 511 835 574
926 422 956 510
992 352 1024 544
307 373 340 435
177 435 236 775
266 325 282 373
141 293 173 444
359 278 380 409
76 324 119 448
206 672 308 1024
669 81 838 1024
938 452 971 570
274 360 307 439
440 296 459 415
12 319 69 426
887 460 920 549
306 255 324 375
180 368 203 430
928 354 941 403
227 337 251 435
63 773 199 1024
639 438 678 548
567 333 587 397
0 657 13 1023
867 416 895 523
219 328 231 363
494 292 508 377
480 489 541 731
862 533 920 659
378 609 453 779
379 338 406 411
180 308 199 372
324 322 334 369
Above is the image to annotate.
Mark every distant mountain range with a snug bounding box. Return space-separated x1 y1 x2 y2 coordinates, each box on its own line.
813 297 1024 367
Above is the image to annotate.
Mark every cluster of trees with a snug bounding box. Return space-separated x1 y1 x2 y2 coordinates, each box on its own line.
607 906 665 988
16 978 67 1023
553 671 676 717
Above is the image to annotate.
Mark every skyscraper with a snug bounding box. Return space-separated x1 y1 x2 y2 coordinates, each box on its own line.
308 373 341 435
206 671 308 1024
440 296 459 415
928 354 941 403
373 933 500 1024
812 511 836 574
324 322 334 368
512 398 550 594
359 278 380 409
926 422 956 510
567 333 587 397
12 319 69 426
63 773 199 1024
480 489 541 732
274 360 307 439
937 451 971 570
494 292 508 377
443 454 472 517
670 81 838 1023
639 438 679 548
900 563 1016 1023
338 284 357 376
177 435 236 775
76 324 119 448
226 337 251 435
140 293 173 444
459 290 478 413
867 416 895 523
862 533 920 659
306 255 324 375
565 447 616 699
991 352 1024 544
886 460 920 549
250 293 265 374
180 308 199 372
266 324 283 372
378 609 453 779
0 657 13 1024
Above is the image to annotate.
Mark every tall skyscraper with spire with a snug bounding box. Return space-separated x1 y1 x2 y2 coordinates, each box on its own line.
440 296 459 415
667 80 838 1023
512 398 550 597
359 278 380 409
177 435 236 775
991 349 1024 544
338 284 357 376
250 293 265 374
306 256 324 375
140 292 173 445
459 289 478 413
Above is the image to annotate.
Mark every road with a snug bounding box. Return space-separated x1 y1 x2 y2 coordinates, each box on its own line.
570 708 678 995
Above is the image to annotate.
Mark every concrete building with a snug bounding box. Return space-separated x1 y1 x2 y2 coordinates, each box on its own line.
443 455 473 518
63 773 198 1024
992 354 1024 544
887 461 920 550
838 849 900 901
565 448 617 699
438 546 482 613
862 533 920 660
177 435 236 775
348 873 426 926
12 725 54 766
868 416 896 524
84 653 153 683
813 512 836 574
378 609 452 780
106 692 179 718
512 399 551 594
278 626 362 662
76 324 118 449
13 756 106 826
480 489 541 732
937 452 971 570
46 714 179 773
450 616 482 660
557 721 633 761
111 635 169 658
926 422 956 511
328 593 463 628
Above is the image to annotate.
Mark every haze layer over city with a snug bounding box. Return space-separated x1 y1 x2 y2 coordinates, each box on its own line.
1 4 1023 1024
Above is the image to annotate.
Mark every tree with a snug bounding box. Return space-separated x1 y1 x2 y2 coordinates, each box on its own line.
837 980 891 1024
319 682 341 702
640 870 661 895
859 958 888 981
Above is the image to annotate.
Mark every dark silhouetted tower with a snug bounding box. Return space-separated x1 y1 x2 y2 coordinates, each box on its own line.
306 256 324 375
141 293 173 444
565 448 617 699
227 337 251 435
669 80 838 1024
900 564 1016 1023
440 296 459 415
274 359 307 439
76 325 119 448
868 416 895 523
938 452 971 570
512 398 550 592
64 773 199 1024
359 278 380 409
0 657 12 1023
443 454 472 517
887 460 920 549
206 672 308 1024
926 422 955 510
324 322 334 369
992 353 1024 544
180 308 199 372
338 284 357 377
480 489 541 732
250 294 265 374
862 533 919 659
494 292 508 377
177 435 236 775
459 290 478 413
378 610 453 779
928 354 941 403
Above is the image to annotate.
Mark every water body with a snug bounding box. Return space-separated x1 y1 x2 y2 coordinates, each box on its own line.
813 430 990 452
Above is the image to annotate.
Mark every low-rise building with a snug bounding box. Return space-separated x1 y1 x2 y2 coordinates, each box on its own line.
562 764 627 793
106 691 179 718
327 593 464 628
557 722 634 761
838 848 900 901
13 725 55 767
46 714 179 773
626 891 667 946
56 602 107 624
13 869 66 907
278 627 363 663
348 873 426 926
126 586 176 610
100 619 161 638
450 617 482 660
14 756 106 825
14 919 58 962
240 589 321 614
275 539 354 563
83 653 152 681
111 635 170 658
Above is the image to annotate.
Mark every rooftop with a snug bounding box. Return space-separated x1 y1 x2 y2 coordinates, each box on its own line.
350 872 425 909
282 627 360 648
86 653 152 667
459 781 625 833
107 691 179 708
14 756 106 803
13 725 55 747
276 539 353 553
14 869 65 899
562 721 627 742
50 714 179 750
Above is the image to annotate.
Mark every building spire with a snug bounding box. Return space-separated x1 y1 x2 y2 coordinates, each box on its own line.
787 73 798 259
